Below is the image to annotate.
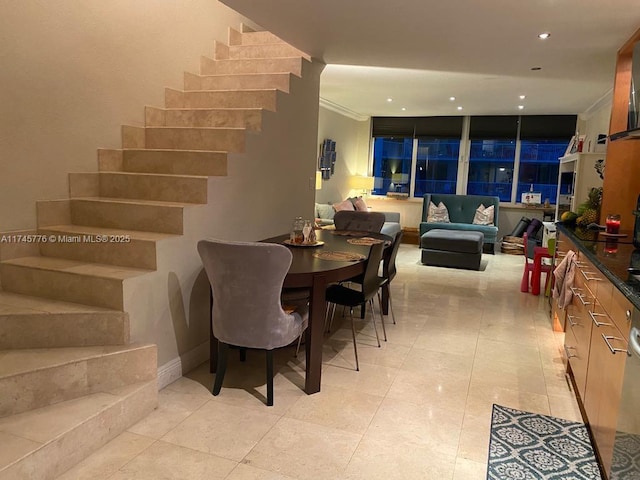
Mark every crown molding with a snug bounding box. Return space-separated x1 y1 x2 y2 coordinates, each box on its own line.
580 89 613 120
319 97 369 121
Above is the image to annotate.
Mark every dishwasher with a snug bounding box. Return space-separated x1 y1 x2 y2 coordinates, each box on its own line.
610 307 640 479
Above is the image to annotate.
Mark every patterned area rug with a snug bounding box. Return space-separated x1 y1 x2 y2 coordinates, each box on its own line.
487 404 602 480
610 431 640 479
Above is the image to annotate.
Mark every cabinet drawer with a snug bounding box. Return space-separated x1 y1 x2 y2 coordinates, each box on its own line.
575 256 605 299
609 287 633 338
565 300 593 401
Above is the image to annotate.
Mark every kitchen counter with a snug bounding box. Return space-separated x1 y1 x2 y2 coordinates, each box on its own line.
556 223 640 311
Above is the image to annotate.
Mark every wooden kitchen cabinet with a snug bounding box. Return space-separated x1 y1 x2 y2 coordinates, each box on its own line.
557 228 633 478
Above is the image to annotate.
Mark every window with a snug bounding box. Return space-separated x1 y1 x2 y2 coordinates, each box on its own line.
371 138 413 195
370 115 575 204
517 140 567 205
414 138 460 196
467 139 516 201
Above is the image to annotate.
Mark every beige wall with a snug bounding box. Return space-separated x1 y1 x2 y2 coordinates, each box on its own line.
1 1 324 375
0 0 257 231
315 106 371 204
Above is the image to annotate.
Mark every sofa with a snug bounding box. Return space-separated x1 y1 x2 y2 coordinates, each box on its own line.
419 194 500 252
315 199 402 238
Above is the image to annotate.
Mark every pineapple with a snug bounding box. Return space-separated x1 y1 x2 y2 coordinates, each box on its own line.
576 187 602 226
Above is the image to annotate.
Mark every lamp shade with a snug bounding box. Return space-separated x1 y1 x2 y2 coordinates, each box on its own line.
315 171 323 190
350 175 375 191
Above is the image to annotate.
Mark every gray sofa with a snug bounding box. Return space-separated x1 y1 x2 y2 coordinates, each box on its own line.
315 201 401 238
419 194 500 252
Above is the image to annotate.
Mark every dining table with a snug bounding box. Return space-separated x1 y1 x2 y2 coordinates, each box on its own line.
262 228 392 394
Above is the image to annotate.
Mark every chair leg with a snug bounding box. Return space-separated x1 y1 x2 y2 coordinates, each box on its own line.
212 342 229 396
266 350 274 406
239 347 247 362
295 328 304 357
325 302 337 333
376 291 387 342
520 267 531 293
368 299 381 347
388 289 396 324
349 308 359 371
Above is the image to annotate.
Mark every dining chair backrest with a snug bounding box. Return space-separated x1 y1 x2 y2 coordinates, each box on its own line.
197 239 303 350
383 231 403 283
334 211 385 233
361 242 386 301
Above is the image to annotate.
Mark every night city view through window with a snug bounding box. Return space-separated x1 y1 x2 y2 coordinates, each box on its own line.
372 135 568 204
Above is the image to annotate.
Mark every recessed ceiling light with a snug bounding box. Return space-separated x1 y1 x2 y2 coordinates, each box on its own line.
531 67 542 71
518 105 525 110
449 96 456 101
538 32 551 40
519 95 526 100
457 106 463 111
387 98 393 102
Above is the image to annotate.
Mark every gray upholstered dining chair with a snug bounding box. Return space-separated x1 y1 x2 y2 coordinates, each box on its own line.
334 211 385 233
197 239 309 406
324 242 385 371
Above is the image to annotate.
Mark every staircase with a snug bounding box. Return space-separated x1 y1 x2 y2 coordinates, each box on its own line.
0 24 311 480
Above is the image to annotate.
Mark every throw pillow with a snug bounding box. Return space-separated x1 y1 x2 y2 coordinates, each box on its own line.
427 201 450 223
353 196 368 212
472 204 495 225
333 199 355 212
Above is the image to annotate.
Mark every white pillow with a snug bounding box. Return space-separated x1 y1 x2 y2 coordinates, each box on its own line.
472 204 495 225
427 201 450 223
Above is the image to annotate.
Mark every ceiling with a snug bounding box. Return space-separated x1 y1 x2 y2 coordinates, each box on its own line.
221 0 640 119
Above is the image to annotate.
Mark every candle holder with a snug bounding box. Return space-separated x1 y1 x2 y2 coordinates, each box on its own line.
606 214 621 234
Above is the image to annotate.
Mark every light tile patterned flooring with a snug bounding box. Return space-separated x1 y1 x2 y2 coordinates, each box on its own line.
56 246 581 480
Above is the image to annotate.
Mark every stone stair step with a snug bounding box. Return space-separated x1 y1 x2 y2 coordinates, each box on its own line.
232 29 283 46
0 256 150 309
121 149 227 176
144 125 246 152
200 56 303 77
146 105 263 131
0 343 156 418
228 43 309 60
184 71 291 93
69 197 186 234
96 171 208 204
38 225 172 270
0 379 157 480
165 87 278 110
0 291 129 349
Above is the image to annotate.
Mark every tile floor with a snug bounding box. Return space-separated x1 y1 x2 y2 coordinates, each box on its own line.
56 246 581 480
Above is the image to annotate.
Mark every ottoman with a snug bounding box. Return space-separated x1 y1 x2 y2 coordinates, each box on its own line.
420 229 484 270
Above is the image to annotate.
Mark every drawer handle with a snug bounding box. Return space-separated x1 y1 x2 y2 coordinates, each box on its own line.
580 270 601 282
602 334 629 355
576 293 591 306
567 314 579 327
564 345 577 359
588 311 611 327
557 252 567 257
575 261 588 267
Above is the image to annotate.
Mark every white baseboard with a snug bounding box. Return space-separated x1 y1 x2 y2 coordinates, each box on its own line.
156 342 209 390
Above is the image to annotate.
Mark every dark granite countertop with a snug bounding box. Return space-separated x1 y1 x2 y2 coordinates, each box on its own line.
556 223 640 311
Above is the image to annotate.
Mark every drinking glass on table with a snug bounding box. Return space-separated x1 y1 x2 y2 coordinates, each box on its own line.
606 214 621 234
302 219 313 244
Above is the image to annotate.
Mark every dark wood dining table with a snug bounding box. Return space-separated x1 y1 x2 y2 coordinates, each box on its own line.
263 228 392 394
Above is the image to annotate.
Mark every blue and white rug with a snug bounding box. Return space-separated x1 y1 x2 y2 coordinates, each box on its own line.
487 404 602 480
610 431 640 479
